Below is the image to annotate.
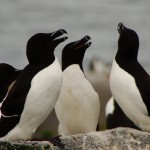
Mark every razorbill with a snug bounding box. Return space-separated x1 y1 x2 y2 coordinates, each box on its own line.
110 23 150 131
105 96 140 130
55 36 100 135
0 29 68 141
0 63 21 104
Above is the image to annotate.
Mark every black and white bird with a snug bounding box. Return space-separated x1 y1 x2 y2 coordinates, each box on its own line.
0 63 21 104
55 36 100 135
105 96 140 130
0 29 68 141
110 23 150 132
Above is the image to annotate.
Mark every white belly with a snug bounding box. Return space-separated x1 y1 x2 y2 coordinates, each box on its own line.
110 60 150 131
55 65 100 135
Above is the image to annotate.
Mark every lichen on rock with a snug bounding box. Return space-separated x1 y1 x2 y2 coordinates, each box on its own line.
1 128 150 150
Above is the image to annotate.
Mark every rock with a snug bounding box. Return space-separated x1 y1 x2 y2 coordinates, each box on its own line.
0 140 60 150
61 127 150 150
1 128 150 149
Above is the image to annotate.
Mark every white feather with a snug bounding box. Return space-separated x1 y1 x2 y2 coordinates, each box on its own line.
55 64 100 135
58 124 64 135
110 60 150 131
0 58 63 141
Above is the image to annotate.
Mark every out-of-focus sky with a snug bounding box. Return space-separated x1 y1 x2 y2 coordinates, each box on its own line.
0 0 150 70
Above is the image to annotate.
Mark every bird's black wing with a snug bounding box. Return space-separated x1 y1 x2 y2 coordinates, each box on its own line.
134 63 150 116
0 81 31 137
0 68 31 137
0 64 46 137
119 61 150 117
136 78 150 116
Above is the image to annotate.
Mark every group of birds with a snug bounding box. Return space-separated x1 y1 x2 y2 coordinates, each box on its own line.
0 22 150 147
0 28 100 144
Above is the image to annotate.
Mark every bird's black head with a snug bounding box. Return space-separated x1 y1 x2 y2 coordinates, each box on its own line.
62 36 91 71
26 29 68 64
0 63 21 82
116 23 139 61
0 63 21 101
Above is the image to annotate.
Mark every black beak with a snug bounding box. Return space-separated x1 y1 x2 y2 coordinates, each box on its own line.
51 29 68 44
117 22 125 34
71 35 92 49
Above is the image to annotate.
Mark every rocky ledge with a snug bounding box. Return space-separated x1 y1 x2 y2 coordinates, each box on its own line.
1 127 150 150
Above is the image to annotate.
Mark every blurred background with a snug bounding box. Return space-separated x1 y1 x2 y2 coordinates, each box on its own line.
0 0 150 138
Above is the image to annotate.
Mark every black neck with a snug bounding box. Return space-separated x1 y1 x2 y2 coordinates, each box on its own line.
116 46 138 63
29 53 55 66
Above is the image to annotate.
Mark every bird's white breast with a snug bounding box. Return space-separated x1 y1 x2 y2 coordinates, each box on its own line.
20 58 62 129
1 58 63 141
110 60 150 130
55 64 100 135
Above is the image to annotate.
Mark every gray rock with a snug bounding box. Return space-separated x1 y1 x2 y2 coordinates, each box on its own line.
61 127 150 150
1 128 150 150
0 140 61 150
